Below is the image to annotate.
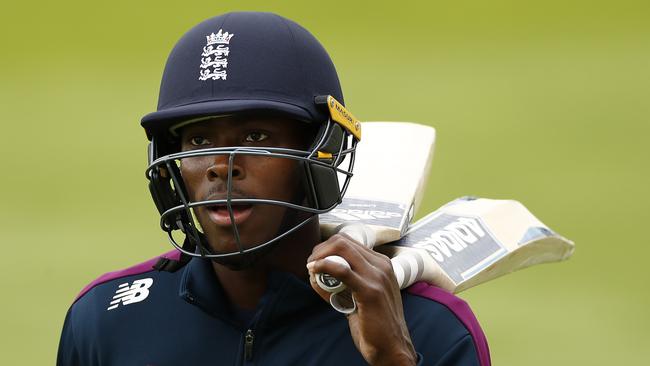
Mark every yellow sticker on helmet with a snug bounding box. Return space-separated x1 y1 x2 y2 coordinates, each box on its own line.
317 151 333 159
326 96 361 141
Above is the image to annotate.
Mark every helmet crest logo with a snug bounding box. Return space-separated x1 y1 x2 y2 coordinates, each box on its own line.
199 29 234 81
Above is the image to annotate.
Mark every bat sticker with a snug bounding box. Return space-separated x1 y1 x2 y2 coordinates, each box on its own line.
320 198 406 229
395 213 507 284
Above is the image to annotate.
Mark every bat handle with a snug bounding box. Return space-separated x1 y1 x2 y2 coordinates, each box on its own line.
316 223 376 292
314 223 376 314
327 250 429 314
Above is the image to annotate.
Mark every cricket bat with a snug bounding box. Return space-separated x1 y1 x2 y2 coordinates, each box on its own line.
316 122 436 299
327 197 575 313
379 197 575 292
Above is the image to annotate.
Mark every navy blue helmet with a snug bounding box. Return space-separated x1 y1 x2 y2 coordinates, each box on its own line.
141 12 361 269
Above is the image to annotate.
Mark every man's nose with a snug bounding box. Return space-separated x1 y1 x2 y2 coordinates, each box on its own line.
206 154 246 181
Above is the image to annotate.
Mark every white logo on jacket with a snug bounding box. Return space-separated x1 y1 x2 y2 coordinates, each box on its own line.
106 278 153 311
199 29 234 81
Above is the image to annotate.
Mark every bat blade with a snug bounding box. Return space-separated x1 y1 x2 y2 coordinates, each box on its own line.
378 197 575 293
319 121 436 244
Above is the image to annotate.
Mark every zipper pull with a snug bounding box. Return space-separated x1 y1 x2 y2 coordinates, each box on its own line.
244 329 255 361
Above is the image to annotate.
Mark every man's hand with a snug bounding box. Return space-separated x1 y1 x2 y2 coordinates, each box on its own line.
307 234 418 366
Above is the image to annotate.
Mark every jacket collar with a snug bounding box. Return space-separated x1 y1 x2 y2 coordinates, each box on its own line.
179 257 328 328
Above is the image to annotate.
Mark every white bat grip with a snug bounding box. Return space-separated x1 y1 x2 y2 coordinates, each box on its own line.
327 250 429 314
391 251 428 289
316 223 375 291
315 223 376 313
336 222 377 249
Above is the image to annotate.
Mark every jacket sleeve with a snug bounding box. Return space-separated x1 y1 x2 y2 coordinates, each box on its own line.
56 308 80 366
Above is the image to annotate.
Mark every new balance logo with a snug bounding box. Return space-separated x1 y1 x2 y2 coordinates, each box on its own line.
107 278 153 311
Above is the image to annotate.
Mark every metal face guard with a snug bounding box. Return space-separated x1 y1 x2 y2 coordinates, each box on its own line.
145 121 358 262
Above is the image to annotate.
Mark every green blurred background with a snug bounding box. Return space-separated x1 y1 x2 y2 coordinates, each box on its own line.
1 0 648 364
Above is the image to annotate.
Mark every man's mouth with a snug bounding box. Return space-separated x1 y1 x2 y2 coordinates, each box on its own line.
206 204 253 226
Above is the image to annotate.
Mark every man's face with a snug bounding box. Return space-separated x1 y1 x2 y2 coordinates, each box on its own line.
179 116 314 254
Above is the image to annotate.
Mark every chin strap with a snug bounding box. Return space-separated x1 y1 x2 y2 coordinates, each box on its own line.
153 237 196 272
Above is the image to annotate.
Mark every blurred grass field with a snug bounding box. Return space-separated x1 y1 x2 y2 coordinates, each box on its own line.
1 1 649 364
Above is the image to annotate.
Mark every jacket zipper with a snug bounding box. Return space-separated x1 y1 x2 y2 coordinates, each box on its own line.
244 328 255 362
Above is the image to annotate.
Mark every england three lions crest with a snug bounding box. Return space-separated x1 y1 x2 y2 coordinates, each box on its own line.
199 29 234 81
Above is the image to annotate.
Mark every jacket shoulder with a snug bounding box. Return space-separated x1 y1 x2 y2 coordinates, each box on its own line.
58 250 187 365
73 249 182 303
404 282 491 366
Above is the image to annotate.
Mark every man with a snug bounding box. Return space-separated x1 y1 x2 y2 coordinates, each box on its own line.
57 12 490 365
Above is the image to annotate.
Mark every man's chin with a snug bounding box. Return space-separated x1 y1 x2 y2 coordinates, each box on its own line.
204 233 274 255
207 241 277 270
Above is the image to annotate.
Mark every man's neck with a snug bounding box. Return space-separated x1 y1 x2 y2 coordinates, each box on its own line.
211 218 321 310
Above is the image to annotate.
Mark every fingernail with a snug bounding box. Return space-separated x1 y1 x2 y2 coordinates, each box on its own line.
306 261 315 271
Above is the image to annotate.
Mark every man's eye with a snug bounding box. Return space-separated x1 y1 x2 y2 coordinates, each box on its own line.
190 137 211 146
245 132 268 143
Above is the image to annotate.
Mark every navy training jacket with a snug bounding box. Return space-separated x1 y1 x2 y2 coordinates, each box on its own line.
57 250 491 365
